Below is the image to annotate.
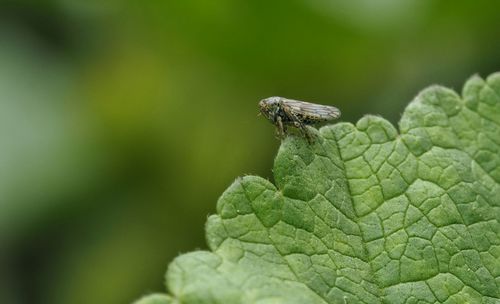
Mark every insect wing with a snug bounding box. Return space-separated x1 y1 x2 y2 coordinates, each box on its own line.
283 98 341 121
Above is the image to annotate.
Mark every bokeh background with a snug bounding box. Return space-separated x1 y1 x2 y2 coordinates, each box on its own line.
1 1 500 303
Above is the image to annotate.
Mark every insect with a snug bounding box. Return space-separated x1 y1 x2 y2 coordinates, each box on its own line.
258 96 341 143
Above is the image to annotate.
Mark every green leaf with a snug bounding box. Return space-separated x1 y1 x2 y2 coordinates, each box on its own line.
139 73 500 303
133 294 174 304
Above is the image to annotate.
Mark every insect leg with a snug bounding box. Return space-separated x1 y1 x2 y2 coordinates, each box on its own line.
283 108 314 143
298 123 314 144
275 116 285 139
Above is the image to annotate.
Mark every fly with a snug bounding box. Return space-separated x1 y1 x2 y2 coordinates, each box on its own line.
258 96 341 143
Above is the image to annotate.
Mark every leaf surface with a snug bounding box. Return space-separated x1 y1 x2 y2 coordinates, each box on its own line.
137 73 500 304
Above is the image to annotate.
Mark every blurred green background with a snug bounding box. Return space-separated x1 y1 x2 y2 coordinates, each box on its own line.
1 1 499 303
